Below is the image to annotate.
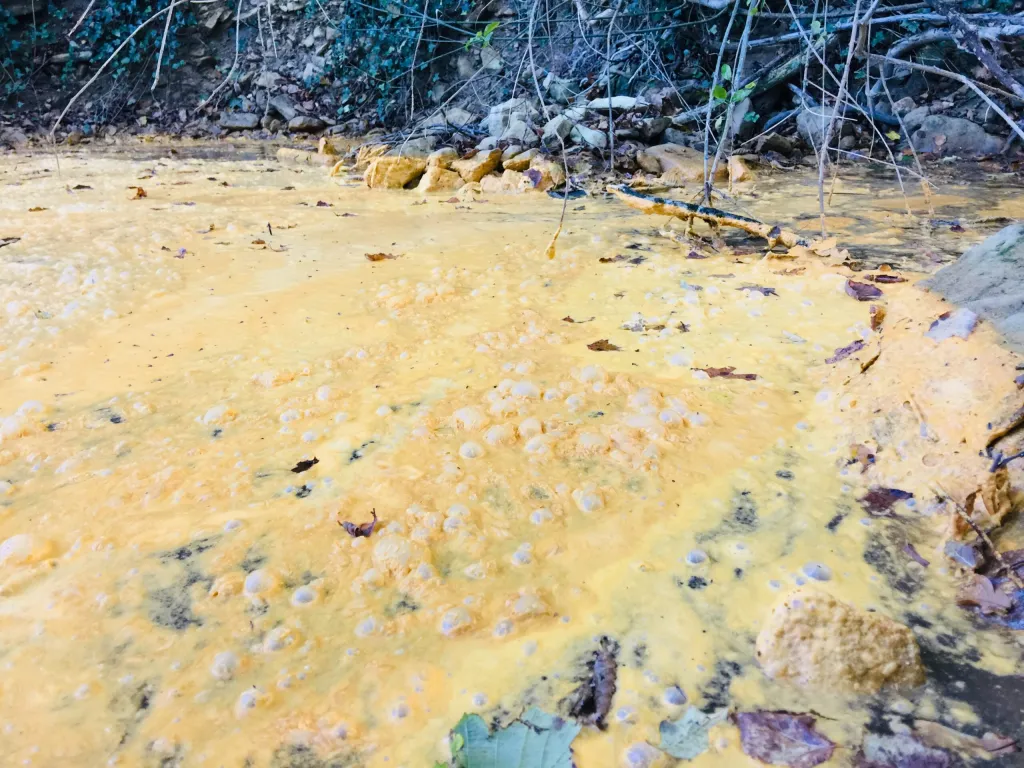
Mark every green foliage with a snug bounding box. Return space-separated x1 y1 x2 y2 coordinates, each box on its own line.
70 0 196 82
0 4 62 100
448 708 581 768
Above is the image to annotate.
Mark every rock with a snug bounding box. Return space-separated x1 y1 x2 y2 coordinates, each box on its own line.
639 116 670 143
423 107 477 128
639 144 725 182
288 116 326 133
796 107 827 149
503 148 539 171
427 147 458 169
219 112 259 131
354 143 389 171
364 156 427 189
891 96 916 116
500 145 524 163
662 126 691 146
839 135 857 151
756 132 796 156
268 119 283 133
385 135 437 158
500 118 539 147
481 46 502 71
0 127 30 148
476 136 499 150
485 97 539 137
571 124 608 149
921 222 1024 352
451 148 502 182
480 170 528 194
543 72 575 104
728 155 753 183
0 533 54 566
587 95 646 112
728 96 755 143
910 115 1002 156
416 165 464 194
542 114 574 148
562 105 587 122
528 156 566 190
756 589 925 694
637 151 662 175
318 136 342 155
902 105 930 131
621 742 670 768
269 94 298 121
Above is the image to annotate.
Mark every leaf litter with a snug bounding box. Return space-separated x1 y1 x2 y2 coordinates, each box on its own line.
366 252 400 262
846 279 883 301
696 366 757 380
734 711 835 768
564 636 618 730
450 707 581 768
587 339 620 351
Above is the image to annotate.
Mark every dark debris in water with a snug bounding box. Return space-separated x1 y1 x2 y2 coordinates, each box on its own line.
290 457 319 474
564 636 618 729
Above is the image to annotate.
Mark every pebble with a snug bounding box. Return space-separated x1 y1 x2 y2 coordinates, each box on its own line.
244 569 279 597
210 652 239 681
572 490 602 513
530 508 553 525
224 519 242 532
0 534 53 566
291 586 317 606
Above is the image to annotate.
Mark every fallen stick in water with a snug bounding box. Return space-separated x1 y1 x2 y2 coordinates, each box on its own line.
607 184 839 257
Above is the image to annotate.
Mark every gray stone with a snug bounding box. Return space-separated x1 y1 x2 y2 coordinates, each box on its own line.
0 127 29 148
423 107 477 129
269 94 298 122
891 96 916 116
542 114 574 147
587 95 645 112
385 135 437 158
662 126 690 146
570 124 608 149
288 116 326 133
219 112 259 131
476 136 499 150
485 98 539 137
902 105 930 131
500 118 539 147
562 106 587 123
922 223 1024 351
910 115 1002 156
639 117 670 143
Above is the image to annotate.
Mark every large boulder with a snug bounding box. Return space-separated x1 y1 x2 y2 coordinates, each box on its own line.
219 112 259 131
910 115 1002 156
636 143 726 182
485 98 539 137
364 156 427 189
921 222 1024 352
427 147 458 169
416 165 464 194
756 589 925 694
451 148 502 182
423 107 477 129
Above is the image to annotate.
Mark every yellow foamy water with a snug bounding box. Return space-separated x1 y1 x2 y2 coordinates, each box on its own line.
0 147 1021 767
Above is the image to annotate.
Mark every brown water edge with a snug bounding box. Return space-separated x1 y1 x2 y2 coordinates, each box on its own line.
1 148 1023 767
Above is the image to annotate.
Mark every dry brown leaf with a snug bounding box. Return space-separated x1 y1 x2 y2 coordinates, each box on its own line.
956 573 1013 614
28 206 46 212
869 304 886 331
587 339 620 351
697 366 757 381
129 186 147 199
913 720 1018 758
952 468 1011 540
365 252 399 262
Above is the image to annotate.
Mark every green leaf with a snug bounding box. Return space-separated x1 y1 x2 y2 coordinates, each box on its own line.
451 708 581 768
885 130 900 140
659 707 729 760
451 732 465 754
484 20 500 35
711 84 728 101
743 110 760 123
720 63 732 82
810 20 822 34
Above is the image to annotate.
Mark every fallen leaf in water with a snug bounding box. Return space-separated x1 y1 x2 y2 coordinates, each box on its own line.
451 707 580 768
677 322 690 332
846 279 883 301
366 252 399 262
950 223 966 233
981 548 1024 578
737 284 778 296
0 237 20 249
870 304 886 331
697 366 757 380
860 487 913 517
867 273 906 283
903 542 930 568
316 200 332 207
850 443 876 471
957 573 1013 614
860 349 881 373
913 720 1018 758
339 509 378 538
926 308 978 341
952 468 1011 540
735 711 835 768
445 197 460 203
174 248 187 259
826 339 865 364
859 733 952 768
562 316 594 323
335 212 357 217
251 239 266 245
129 186 147 199
660 707 729 760
282 185 296 190
686 250 708 259
566 637 618 729
588 339 620 351
28 206 46 212
290 457 320 474
69 184 92 190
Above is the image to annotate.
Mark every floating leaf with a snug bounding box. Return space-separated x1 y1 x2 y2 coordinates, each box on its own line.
735 711 835 768
451 707 581 768
366 252 399 262
697 366 757 380
316 200 332 207
659 706 728 760
957 574 1013 615
913 719 1018 758
870 304 886 331
562 316 594 323
826 339 865 364
737 284 777 296
859 487 913 517
686 250 708 259
867 274 906 283
290 457 319 474
338 509 378 538
846 279 883 301
28 206 46 212
588 339 620 351
859 733 952 768
129 186 147 199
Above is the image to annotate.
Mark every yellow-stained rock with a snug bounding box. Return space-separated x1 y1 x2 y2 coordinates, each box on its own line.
427 147 458 169
528 156 566 190
640 143 727 183
480 170 529 194
364 156 427 189
452 148 502 182
318 136 341 155
729 155 754 183
504 148 539 172
354 143 389 171
416 164 464 194
756 589 925 694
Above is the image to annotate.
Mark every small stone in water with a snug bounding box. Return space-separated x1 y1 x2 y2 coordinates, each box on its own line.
685 549 707 565
291 586 316 606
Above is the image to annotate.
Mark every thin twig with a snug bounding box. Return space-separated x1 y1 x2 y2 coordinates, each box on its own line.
708 0 757 187
152 0 175 92
67 0 97 39
702 0 742 204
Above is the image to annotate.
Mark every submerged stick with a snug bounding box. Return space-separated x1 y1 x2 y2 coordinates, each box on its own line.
606 185 809 250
